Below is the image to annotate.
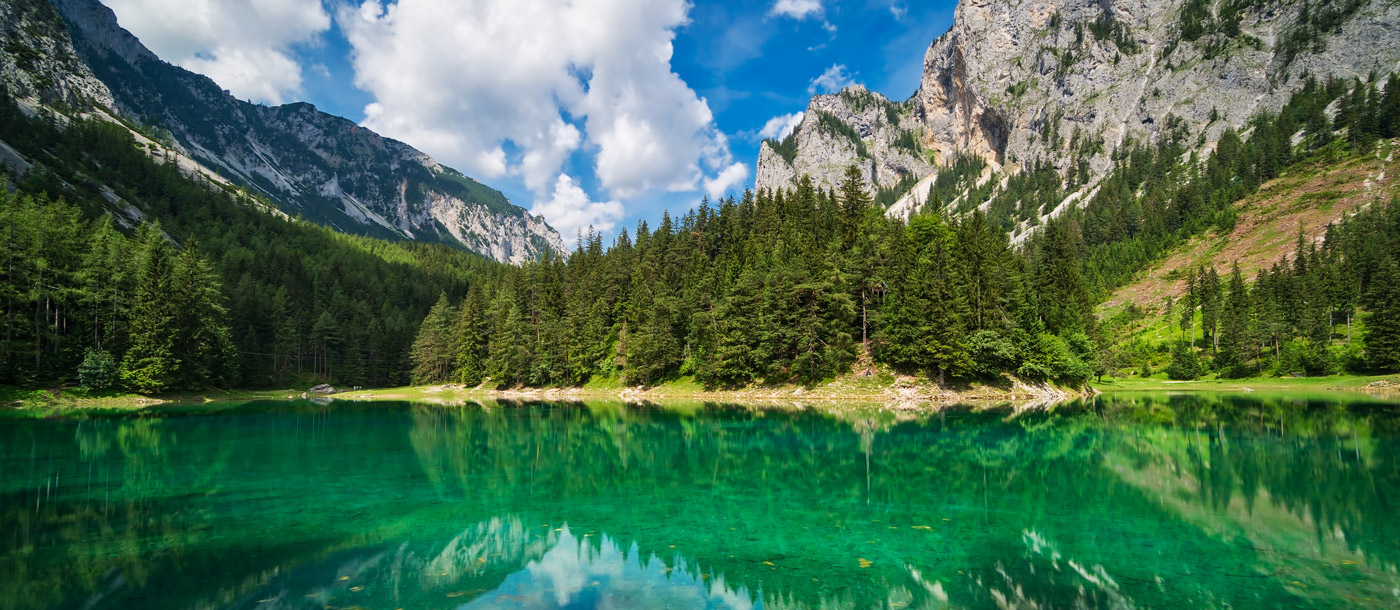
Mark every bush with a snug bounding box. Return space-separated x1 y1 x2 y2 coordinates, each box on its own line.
1017 333 1092 385
967 330 1018 378
1165 342 1201 380
1278 338 1333 376
77 348 118 390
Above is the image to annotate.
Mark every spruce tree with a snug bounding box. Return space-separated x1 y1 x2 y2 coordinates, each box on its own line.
410 293 457 384
1364 257 1400 372
453 285 490 386
120 225 177 394
1216 262 1250 377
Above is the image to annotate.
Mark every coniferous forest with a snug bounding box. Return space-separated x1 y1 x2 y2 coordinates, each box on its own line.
4 73 1400 394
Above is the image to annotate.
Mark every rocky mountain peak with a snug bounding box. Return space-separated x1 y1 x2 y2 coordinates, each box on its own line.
1 0 566 265
759 0 1400 240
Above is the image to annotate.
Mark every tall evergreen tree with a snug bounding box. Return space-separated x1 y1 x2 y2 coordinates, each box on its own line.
120 225 178 394
1364 257 1400 372
410 293 457 384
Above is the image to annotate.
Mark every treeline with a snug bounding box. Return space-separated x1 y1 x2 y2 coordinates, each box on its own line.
410 165 1102 389
411 72 1400 389
1121 199 1400 380
0 96 496 391
1075 73 1400 301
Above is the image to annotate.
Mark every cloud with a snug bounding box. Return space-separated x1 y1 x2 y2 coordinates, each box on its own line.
808 64 857 95
757 111 805 140
338 0 739 225
703 162 749 200
530 174 625 239
768 0 824 20
103 0 329 105
889 2 908 20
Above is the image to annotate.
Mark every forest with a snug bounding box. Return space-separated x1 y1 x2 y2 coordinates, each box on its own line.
0 95 496 392
2 72 1400 394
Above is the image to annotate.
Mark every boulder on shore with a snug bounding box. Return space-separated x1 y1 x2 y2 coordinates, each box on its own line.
308 384 336 394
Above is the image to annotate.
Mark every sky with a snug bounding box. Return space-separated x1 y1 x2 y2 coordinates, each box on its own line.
100 0 957 242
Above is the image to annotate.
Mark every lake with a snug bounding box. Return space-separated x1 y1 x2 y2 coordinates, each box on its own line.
2 394 1398 609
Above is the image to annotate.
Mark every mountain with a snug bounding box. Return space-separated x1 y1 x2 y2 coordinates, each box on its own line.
0 0 565 264
758 0 1400 240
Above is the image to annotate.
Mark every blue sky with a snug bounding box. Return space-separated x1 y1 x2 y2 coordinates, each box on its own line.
102 0 956 240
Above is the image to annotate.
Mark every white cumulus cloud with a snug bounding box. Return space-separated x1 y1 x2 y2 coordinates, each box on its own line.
758 111 805 140
808 64 857 95
769 0 824 20
530 174 625 239
338 0 741 230
102 0 329 105
703 162 749 200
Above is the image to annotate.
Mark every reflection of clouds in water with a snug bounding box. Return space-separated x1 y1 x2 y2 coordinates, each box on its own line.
457 525 754 609
984 529 1135 610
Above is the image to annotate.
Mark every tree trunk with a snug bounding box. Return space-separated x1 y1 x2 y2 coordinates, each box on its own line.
860 287 868 349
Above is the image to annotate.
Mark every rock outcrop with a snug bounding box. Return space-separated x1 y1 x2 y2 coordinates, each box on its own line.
0 0 565 264
758 0 1400 240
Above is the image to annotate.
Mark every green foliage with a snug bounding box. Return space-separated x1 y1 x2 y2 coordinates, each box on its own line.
874 173 920 209
891 130 920 156
410 293 458 384
812 111 870 159
77 348 117 390
1165 341 1202 380
763 128 801 165
1279 0 1368 66
0 94 493 390
1088 12 1139 55
1364 257 1400 372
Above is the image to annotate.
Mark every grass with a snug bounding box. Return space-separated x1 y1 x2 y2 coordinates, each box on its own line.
1100 141 1399 314
1 385 302 412
1092 372 1400 396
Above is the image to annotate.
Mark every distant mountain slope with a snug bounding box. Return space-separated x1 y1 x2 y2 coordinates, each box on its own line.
759 0 1400 240
0 0 564 264
1103 140 1398 319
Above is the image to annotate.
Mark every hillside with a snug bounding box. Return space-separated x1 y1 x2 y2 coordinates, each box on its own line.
0 0 564 264
1104 140 1399 316
758 0 1400 243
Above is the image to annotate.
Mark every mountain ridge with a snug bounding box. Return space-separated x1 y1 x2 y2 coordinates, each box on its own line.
0 0 566 264
759 0 1400 241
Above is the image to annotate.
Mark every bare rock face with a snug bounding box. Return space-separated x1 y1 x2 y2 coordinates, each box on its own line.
0 0 111 108
758 0 1400 230
0 0 566 264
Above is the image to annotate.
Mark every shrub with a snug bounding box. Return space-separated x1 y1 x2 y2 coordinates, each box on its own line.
1165 342 1201 380
77 348 118 390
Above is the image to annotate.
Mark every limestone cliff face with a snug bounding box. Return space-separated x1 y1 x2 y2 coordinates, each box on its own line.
0 0 111 108
759 0 1400 235
0 0 565 264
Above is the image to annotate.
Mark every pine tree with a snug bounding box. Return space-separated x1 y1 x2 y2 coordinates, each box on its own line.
410 293 457 384
1199 265 1223 354
710 269 764 386
1216 262 1251 377
309 311 344 380
453 284 490 386
120 225 177 394
169 238 236 388
1363 257 1400 372
876 214 970 385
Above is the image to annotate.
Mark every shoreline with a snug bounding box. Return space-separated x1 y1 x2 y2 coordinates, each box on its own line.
8 372 1400 415
1090 373 1400 397
332 376 1089 409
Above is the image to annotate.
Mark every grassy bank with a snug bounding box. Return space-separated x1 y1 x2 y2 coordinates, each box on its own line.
1091 373 1400 396
0 386 300 411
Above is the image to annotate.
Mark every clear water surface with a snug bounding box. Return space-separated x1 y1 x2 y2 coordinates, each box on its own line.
2 394 1399 609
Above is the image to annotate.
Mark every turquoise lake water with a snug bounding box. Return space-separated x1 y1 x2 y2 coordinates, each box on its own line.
2 394 1399 609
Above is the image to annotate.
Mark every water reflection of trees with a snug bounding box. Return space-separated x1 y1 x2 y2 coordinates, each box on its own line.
1 396 1398 609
